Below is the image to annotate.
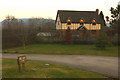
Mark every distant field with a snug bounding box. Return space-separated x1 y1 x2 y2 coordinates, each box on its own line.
2 59 107 78
3 44 118 56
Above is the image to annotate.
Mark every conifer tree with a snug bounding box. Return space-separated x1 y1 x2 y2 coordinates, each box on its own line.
95 28 111 50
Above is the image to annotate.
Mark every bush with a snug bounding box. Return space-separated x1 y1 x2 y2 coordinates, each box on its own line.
95 28 112 50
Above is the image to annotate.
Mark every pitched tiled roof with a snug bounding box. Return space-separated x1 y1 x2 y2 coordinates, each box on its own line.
56 10 101 24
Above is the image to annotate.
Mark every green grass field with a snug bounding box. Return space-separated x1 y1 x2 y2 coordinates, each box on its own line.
2 59 107 78
3 44 118 56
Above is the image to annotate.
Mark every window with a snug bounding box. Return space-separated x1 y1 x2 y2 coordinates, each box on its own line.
80 19 84 25
92 18 96 25
67 22 71 25
92 22 96 25
80 22 84 25
67 18 71 25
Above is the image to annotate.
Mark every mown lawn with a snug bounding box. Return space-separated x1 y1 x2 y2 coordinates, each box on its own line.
2 59 107 78
3 44 118 56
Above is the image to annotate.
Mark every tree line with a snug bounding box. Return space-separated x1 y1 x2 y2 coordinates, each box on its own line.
2 16 55 49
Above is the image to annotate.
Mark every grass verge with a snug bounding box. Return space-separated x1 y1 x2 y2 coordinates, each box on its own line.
3 44 118 56
2 59 107 78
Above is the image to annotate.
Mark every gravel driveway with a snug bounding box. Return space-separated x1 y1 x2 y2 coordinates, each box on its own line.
2 53 119 77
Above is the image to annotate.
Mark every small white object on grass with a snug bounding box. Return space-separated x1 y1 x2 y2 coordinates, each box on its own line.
45 64 50 66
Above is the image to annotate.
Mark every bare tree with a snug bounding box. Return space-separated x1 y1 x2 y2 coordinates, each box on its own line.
2 16 55 49
2 16 38 49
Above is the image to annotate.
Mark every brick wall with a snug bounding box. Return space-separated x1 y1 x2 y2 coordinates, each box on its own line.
55 30 100 38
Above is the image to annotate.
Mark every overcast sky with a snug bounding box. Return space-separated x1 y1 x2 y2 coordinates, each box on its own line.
0 0 119 21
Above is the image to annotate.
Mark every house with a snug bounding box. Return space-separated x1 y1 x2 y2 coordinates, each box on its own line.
55 9 102 37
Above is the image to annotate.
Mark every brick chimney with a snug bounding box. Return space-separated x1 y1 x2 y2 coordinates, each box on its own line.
96 9 99 15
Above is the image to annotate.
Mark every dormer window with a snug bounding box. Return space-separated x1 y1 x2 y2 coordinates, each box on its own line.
67 18 71 25
92 18 96 25
80 18 84 25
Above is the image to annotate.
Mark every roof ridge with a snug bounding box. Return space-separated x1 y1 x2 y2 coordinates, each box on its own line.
58 10 96 12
